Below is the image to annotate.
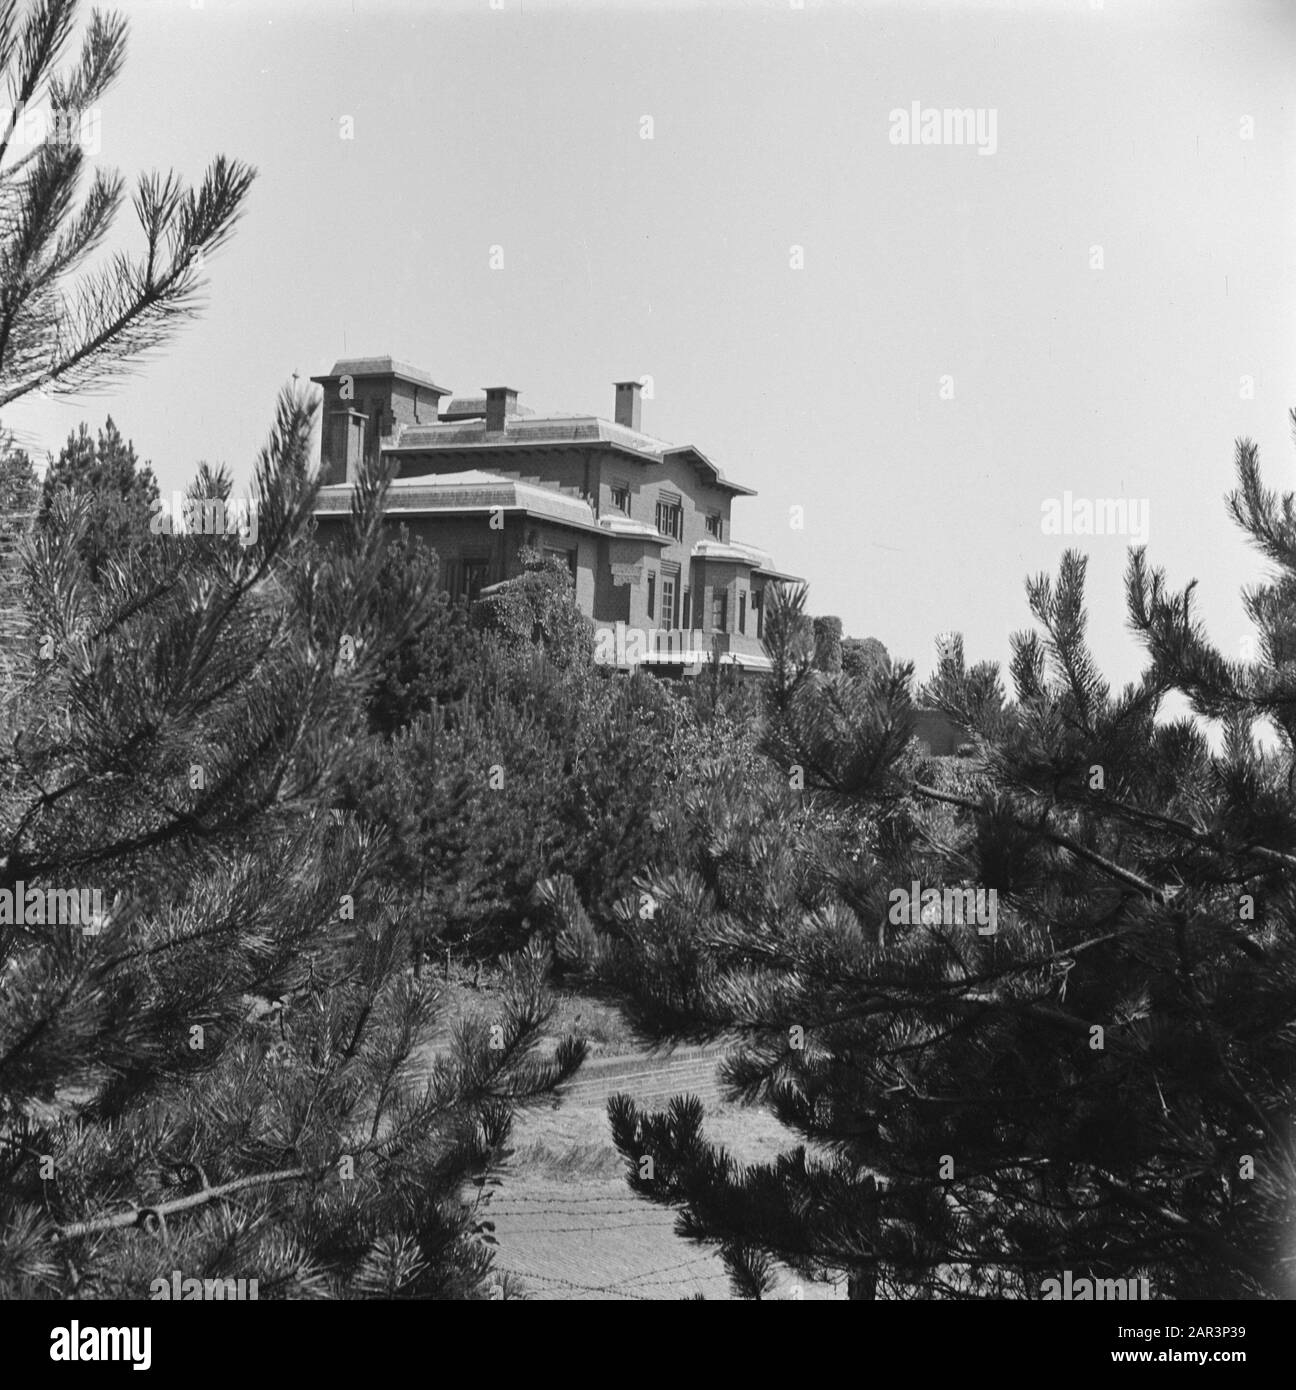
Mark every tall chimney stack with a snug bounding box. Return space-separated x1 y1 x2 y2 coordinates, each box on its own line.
614 381 643 432
484 386 519 434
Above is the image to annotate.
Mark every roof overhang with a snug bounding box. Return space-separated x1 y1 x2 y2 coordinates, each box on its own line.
662 444 757 496
692 538 768 566
312 357 452 394
312 476 603 535
313 501 606 537
383 436 757 496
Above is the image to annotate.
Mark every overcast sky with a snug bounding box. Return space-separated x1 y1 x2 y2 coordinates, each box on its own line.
5 0 1294 690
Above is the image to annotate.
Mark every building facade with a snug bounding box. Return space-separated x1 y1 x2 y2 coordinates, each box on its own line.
310 357 799 673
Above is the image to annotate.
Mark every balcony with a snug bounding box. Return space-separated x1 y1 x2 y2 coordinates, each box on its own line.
645 628 729 659
593 623 770 673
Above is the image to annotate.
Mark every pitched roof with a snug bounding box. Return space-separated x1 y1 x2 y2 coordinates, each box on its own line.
387 414 757 496
309 357 758 495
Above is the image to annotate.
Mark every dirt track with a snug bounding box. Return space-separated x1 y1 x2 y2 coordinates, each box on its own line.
486 1044 846 1301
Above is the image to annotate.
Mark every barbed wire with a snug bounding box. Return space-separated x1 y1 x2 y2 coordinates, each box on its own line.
507 1270 660 1301
491 1208 656 1218
495 1237 843 1299
485 1192 655 1206
490 1203 657 1215
605 1253 722 1290
491 1221 677 1234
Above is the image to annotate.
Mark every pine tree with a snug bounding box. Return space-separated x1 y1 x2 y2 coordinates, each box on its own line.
350 569 713 957
365 527 471 738
0 0 253 411
0 390 584 1299
540 425 1296 1301
0 436 37 515
0 435 38 683
38 416 159 580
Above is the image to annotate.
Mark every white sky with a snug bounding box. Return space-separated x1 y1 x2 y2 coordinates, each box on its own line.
5 0 1295 690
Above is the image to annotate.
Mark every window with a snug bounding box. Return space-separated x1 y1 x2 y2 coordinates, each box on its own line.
712 589 727 632
610 482 631 514
544 546 577 579
647 571 656 620
682 588 691 629
655 492 683 541
738 591 747 635
660 574 678 630
753 588 763 640
706 511 723 539
462 559 491 601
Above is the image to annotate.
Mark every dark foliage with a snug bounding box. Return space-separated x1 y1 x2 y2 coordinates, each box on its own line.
541 430 1296 1301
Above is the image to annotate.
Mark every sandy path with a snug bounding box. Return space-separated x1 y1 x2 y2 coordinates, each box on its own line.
485 1045 846 1301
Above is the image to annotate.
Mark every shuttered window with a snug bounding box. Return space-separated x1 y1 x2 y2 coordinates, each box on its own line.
655 491 683 541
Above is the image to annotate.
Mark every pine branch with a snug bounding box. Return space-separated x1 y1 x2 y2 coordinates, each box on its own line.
909 779 1166 899
53 1164 313 1241
1094 1173 1276 1292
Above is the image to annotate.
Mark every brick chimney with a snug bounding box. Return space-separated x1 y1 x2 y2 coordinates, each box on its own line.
614 381 643 432
311 358 451 482
484 386 519 433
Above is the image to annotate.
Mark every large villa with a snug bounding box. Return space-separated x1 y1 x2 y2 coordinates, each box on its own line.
310 356 799 675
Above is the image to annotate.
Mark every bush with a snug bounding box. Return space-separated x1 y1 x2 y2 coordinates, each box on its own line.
0 393 584 1299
